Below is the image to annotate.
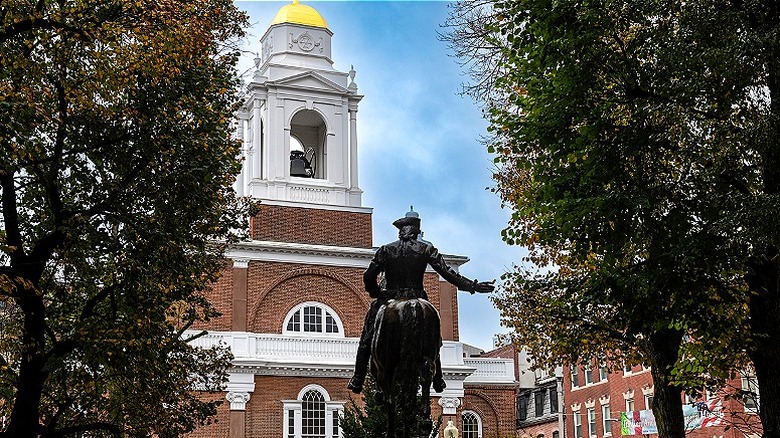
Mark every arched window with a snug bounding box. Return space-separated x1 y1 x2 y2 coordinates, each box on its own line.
302 390 326 438
284 302 343 336
462 411 482 438
283 385 344 438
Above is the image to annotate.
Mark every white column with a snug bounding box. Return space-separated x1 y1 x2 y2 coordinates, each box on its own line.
438 397 462 415
348 105 359 191
252 98 262 181
226 392 251 411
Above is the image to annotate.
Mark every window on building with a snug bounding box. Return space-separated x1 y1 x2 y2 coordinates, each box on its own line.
599 363 609 382
574 411 583 438
584 363 593 385
742 374 760 411
332 412 340 438
549 387 559 413
288 409 296 438
624 365 633 375
644 395 654 410
284 302 343 336
625 398 634 413
462 411 482 438
587 408 596 438
283 385 343 438
517 394 529 421
535 391 545 417
552 431 559 438
602 404 612 435
571 365 579 388
302 390 326 438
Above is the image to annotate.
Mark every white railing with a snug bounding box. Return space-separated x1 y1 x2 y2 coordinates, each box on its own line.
464 358 516 384
187 331 357 365
187 331 515 384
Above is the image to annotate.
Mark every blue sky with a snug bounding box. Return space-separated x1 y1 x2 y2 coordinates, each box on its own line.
234 1 526 350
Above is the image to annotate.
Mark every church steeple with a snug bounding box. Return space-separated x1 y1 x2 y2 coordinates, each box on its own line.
235 0 364 209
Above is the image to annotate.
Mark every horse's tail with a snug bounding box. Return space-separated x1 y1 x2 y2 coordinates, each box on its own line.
398 299 440 379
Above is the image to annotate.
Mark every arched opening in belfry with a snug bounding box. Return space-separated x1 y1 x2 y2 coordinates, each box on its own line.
289 110 326 179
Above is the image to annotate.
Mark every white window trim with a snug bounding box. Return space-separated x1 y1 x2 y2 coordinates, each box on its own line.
574 410 583 438
602 404 612 437
587 407 596 438
584 363 593 385
283 301 345 337
571 365 580 389
644 394 654 410
741 374 760 413
599 364 609 382
283 385 344 438
462 410 483 438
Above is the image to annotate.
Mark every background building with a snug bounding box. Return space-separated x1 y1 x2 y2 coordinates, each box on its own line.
563 361 762 438
187 2 517 437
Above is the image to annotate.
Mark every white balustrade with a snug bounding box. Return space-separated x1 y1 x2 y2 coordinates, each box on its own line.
464 358 516 384
187 331 514 384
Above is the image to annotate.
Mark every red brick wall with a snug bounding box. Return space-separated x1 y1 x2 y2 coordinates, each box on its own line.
188 392 230 438
250 204 373 248
193 260 234 331
198 259 458 337
517 419 559 438
463 386 518 438
245 375 358 438
246 262 370 336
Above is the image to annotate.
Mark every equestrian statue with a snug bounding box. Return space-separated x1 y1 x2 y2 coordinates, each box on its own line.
348 209 494 438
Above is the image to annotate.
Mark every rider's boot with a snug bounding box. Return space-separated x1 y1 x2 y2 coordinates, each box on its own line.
433 356 446 392
347 346 370 394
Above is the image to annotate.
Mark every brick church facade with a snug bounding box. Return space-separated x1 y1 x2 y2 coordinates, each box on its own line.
187 2 517 437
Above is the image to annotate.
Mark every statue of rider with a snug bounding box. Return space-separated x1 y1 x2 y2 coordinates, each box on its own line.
347 208 495 394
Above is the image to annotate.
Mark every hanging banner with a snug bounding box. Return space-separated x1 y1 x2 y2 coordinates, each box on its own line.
620 410 657 435
683 399 725 429
621 399 724 436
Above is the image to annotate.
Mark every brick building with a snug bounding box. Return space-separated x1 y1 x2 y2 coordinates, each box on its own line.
484 344 563 438
563 361 762 438
187 2 517 437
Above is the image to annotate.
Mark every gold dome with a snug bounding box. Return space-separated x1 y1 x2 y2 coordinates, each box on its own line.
270 0 328 29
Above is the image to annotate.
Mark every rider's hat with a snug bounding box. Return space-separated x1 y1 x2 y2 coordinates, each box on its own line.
393 206 421 230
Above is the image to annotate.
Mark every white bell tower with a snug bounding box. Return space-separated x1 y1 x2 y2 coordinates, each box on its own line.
235 0 364 208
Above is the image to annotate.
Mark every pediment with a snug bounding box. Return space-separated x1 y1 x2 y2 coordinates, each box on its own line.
273 71 348 94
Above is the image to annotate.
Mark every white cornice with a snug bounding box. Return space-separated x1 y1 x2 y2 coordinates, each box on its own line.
226 240 470 270
259 199 373 214
227 240 374 269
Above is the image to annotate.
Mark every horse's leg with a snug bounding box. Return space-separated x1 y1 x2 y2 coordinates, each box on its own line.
419 365 433 438
386 397 395 438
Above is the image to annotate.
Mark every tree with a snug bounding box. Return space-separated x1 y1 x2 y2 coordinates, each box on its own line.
341 376 442 438
446 1 780 438
0 0 248 436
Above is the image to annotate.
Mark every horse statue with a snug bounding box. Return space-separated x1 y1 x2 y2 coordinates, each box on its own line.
371 297 441 438
347 210 495 437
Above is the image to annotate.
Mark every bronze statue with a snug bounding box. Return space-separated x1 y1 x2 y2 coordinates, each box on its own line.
348 209 494 438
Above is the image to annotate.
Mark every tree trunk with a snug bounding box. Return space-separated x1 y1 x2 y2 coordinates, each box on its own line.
748 254 780 438
5 284 49 437
647 329 686 438
750 28 780 438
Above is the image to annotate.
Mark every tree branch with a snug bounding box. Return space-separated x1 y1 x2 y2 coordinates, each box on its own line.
0 18 86 44
0 171 25 261
50 421 122 437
